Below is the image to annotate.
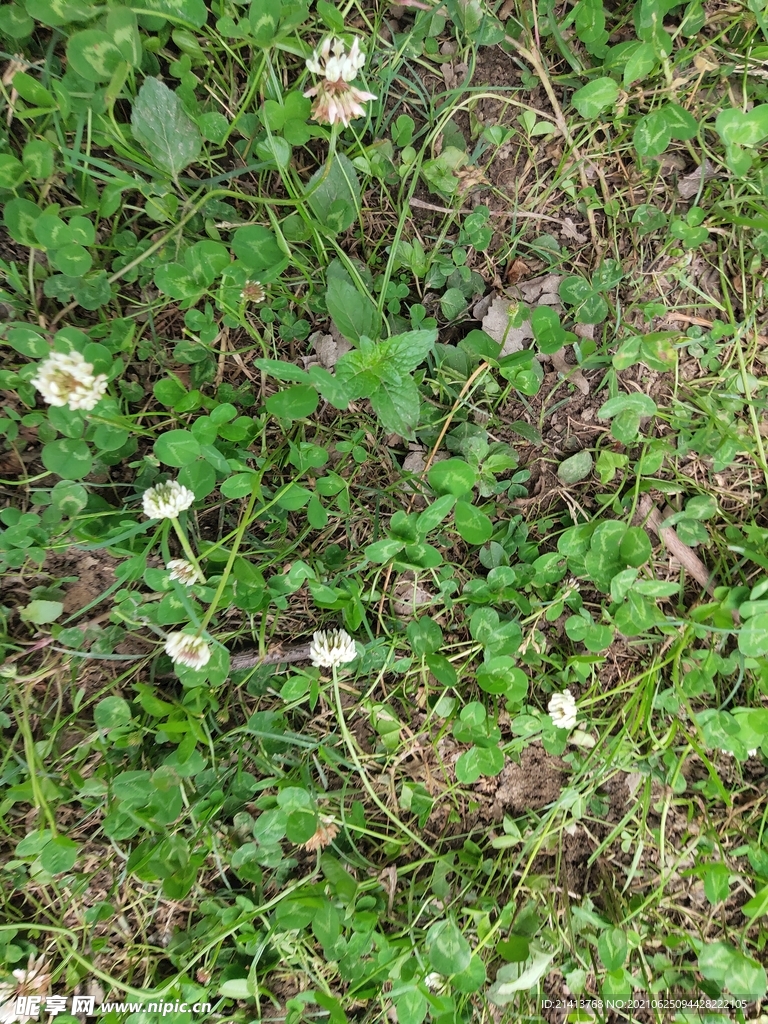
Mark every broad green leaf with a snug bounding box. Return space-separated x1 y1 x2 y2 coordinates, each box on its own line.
67 30 124 82
394 988 427 1024
306 153 361 233
440 287 466 319
34 213 70 248
185 240 229 284
454 499 493 544
265 384 319 420
25 0 92 27
369 377 421 439
742 886 768 920
94 696 132 729
455 744 504 782
622 41 657 85
427 920 472 975
716 105 768 147
365 538 405 562
19 599 64 624
739 613 768 657
613 590 661 636
598 393 656 419
231 224 286 275
453 953 487 993
154 429 201 467
658 101 698 140
285 808 317 844
7 327 48 357
106 6 141 65
703 862 731 905
325 263 379 342
698 942 766 1000
619 526 652 567
40 836 79 874
13 70 54 106
407 616 443 656
41 438 93 479
387 329 438 373
255 135 292 168
249 0 279 45
0 3 34 36
591 258 623 291
0 153 25 188
131 77 203 177
571 77 619 118
3 197 41 245
557 450 593 484
154 264 201 301
597 928 627 970
487 951 554 1004
428 458 477 497
476 657 528 700
52 243 91 276
531 304 566 353
140 0 208 26
633 110 671 156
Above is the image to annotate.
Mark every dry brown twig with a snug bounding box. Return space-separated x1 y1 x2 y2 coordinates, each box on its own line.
637 494 716 594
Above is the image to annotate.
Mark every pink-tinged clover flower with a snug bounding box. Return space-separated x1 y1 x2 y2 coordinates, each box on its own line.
303 36 376 127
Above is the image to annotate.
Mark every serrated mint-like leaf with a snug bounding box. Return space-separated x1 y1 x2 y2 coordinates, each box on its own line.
369 377 421 439
131 78 202 176
386 329 438 374
306 153 360 233
325 263 379 343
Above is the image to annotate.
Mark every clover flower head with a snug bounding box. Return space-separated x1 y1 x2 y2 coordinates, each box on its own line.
309 628 357 669
300 815 339 852
0 954 52 1024
167 559 204 586
306 36 366 83
424 973 445 993
304 35 376 127
241 280 265 303
31 351 108 411
164 631 211 669
548 689 578 731
142 480 195 520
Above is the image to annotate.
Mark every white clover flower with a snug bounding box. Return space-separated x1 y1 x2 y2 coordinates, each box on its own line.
165 631 211 669
31 351 108 411
167 559 204 586
309 628 357 669
304 35 376 127
306 36 366 82
241 280 265 302
0 954 52 1024
548 689 578 731
424 972 445 992
142 480 195 520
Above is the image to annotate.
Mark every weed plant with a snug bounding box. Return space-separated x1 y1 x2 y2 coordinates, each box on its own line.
1 0 768 1021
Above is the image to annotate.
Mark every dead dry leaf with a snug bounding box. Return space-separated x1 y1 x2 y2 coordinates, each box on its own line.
481 295 532 355
677 159 718 200
550 348 589 395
